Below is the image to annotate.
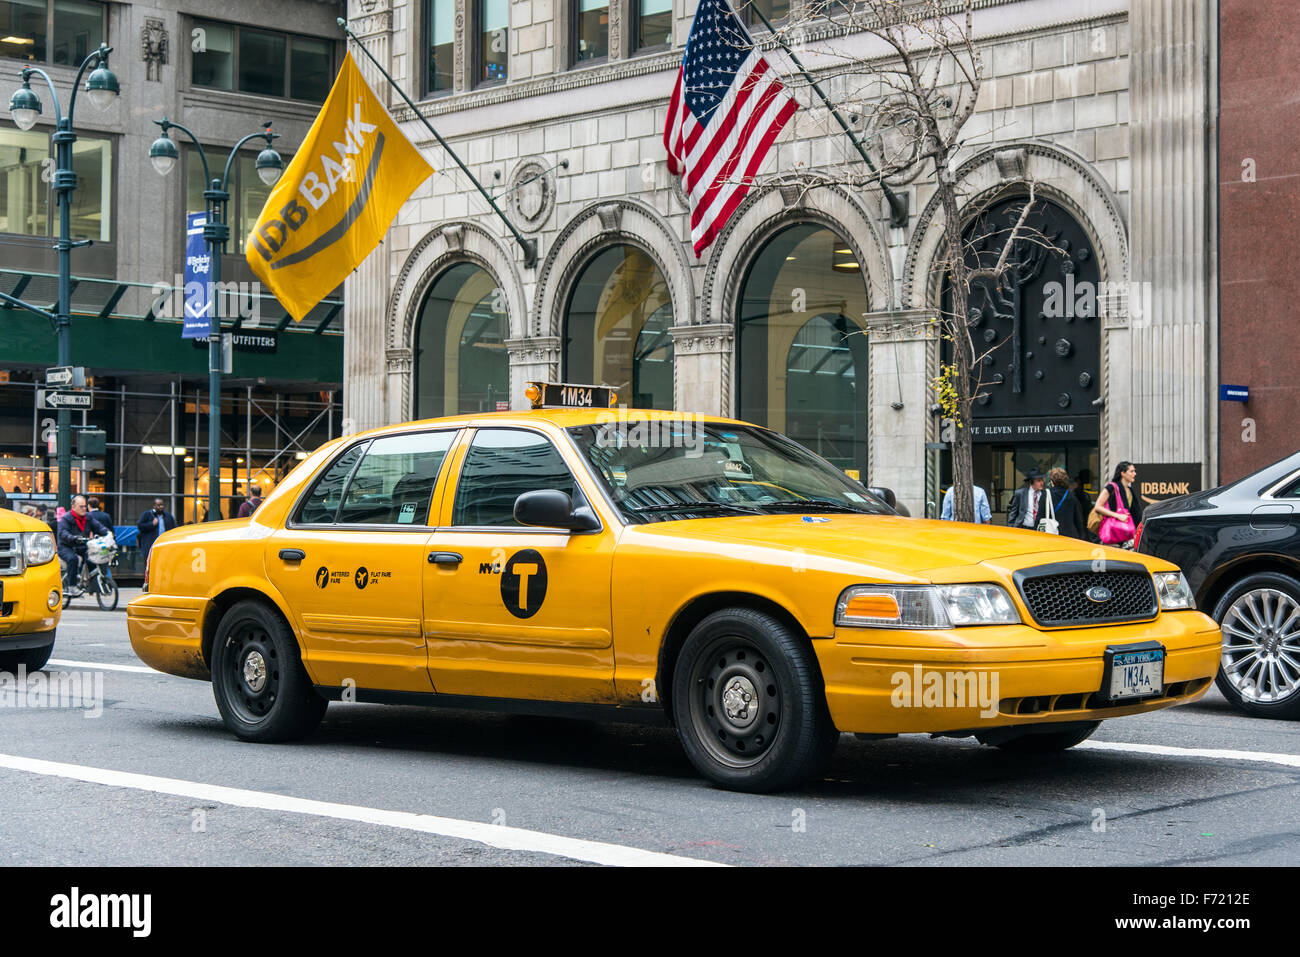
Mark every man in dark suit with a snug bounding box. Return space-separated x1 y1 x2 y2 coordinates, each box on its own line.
1006 469 1048 530
137 498 178 559
87 496 113 530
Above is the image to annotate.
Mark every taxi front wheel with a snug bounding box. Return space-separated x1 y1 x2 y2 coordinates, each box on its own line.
211 600 327 742
672 608 839 793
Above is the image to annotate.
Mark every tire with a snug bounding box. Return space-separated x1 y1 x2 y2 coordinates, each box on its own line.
0 643 53 673
210 599 327 742
1213 571 1300 719
93 573 119 611
991 721 1100 753
670 607 839 793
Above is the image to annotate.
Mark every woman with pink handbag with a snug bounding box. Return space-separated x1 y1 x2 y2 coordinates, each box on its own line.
1092 462 1141 547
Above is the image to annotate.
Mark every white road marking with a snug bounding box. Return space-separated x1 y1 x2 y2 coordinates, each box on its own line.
48 659 162 675
0 753 727 867
1081 739 1300 769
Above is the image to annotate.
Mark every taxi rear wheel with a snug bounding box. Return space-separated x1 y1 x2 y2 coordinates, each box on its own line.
672 608 839 793
211 600 326 742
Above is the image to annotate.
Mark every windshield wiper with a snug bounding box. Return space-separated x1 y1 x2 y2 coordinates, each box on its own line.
625 501 762 515
754 499 869 513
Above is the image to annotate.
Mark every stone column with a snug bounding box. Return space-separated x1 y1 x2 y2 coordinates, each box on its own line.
506 337 561 410
865 310 934 518
342 0 395 433
385 348 413 422
1126 0 1216 482
670 323 734 416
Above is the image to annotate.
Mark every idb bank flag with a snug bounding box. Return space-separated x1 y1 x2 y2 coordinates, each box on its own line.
246 53 434 320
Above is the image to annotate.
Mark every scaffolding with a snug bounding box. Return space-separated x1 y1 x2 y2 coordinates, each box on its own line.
0 377 341 525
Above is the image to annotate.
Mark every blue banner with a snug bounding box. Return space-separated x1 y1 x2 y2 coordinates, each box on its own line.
182 211 213 339
1220 384 1249 403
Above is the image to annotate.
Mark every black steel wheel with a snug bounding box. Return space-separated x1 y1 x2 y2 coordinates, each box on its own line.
672 607 839 792
210 599 326 742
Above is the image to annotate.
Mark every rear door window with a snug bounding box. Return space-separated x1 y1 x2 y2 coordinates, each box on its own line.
337 432 456 525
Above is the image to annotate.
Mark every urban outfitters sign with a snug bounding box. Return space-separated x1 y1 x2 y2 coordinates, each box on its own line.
1133 463 1202 505
191 332 278 354
968 416 1099 442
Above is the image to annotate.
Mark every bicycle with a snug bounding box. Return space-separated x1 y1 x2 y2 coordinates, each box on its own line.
59 534 120 611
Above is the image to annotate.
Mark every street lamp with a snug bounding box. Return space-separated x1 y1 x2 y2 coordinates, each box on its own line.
4 43 119 510
148 119 283 521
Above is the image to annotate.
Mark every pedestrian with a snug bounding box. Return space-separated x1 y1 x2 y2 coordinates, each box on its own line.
1006 469 1048 529
1047 467 1086 539
237 485 264 518
136 498 178 560
1092 461 1142 548
87 495 113 531
940 482 992 523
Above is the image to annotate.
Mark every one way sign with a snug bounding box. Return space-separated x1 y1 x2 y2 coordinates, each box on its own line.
37 389 93 410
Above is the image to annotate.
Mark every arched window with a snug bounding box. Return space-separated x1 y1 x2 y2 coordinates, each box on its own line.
563 244 675 409
414 263 509 418
736 224 870 477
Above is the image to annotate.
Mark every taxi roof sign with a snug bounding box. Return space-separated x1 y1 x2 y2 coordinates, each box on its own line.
526 381 618 410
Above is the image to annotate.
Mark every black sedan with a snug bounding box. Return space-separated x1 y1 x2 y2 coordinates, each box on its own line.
1140 451 1300 718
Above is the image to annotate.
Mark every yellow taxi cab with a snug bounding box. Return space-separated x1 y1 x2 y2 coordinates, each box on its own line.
127 383 1221 792
0 507 62 672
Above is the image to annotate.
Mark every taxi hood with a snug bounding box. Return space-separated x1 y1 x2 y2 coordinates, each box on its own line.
629 514 1090 578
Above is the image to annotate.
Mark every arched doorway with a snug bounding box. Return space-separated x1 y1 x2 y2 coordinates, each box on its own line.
562 245 674 409
941 195 1103 516
736 223 870 478
414 263 510 418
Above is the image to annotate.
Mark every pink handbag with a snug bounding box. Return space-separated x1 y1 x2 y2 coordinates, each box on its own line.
1098 482 1135 545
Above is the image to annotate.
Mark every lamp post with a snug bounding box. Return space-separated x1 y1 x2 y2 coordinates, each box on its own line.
148 120 282 521
5 43 119 510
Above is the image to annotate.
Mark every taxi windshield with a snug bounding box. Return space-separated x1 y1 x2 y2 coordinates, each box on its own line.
566 421 893 523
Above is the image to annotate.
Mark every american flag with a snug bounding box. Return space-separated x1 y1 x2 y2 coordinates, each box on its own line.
663 0 798 257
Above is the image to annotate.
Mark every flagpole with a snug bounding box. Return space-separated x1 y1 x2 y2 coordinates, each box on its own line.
338 18 539 268
747 6 909 228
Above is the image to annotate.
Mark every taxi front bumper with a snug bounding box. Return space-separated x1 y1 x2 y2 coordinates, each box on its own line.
0 560 61 648
814 610 1221 735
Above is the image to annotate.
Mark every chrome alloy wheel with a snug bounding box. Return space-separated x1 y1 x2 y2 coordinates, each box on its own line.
688 638 781 768
1221 588 1300 704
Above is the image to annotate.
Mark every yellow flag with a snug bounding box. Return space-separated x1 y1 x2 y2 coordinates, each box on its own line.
245 52 434 320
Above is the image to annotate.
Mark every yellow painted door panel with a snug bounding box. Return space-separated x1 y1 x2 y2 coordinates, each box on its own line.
267 528 436 692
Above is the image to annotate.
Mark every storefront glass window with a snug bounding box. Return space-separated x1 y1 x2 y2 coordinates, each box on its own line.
736 223 869 477
563 245 674 410
415 263 510 418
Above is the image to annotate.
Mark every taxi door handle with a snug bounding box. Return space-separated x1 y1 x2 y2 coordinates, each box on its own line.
279 548 306 562
429 551 463 567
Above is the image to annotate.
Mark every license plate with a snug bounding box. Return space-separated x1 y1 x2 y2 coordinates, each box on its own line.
1103 642 1165 700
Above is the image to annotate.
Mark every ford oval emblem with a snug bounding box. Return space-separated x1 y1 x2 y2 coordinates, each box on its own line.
1085 585 1113 603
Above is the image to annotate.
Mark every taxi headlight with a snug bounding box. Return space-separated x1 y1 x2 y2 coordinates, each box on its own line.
1153 571 1195 610
23 531 55 566
835 584 1020 628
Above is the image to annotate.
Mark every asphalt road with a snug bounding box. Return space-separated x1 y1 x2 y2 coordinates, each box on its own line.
3 593 1297 866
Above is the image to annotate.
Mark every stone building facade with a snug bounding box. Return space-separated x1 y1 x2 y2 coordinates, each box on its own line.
343 0 1216 517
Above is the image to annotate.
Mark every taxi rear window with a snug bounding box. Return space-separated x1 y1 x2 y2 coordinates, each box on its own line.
296 432 454 526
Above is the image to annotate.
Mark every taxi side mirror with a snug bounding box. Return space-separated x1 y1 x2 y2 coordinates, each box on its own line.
514 490 600 532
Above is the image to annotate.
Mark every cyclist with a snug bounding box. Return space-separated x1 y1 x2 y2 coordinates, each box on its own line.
57 494 112 597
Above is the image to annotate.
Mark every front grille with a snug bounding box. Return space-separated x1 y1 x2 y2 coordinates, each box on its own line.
1015 561 1158 627
0 535 20 576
